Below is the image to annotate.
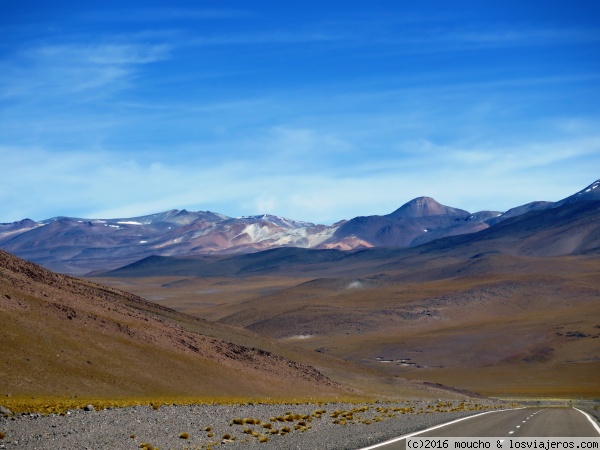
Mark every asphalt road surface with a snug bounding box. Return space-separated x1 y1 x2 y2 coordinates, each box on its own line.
360 408 600 450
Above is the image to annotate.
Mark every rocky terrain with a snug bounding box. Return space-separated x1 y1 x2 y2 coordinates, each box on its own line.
0 400 504 450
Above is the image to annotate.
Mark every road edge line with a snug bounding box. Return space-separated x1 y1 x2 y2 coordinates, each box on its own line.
357 407 525 450
573 407 600 435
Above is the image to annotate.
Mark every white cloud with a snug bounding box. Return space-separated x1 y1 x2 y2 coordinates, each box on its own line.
83 8 251 22
0 43 169 100
1 126 598 225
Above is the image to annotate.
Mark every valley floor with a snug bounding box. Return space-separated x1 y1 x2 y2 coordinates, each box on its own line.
0 399 502 450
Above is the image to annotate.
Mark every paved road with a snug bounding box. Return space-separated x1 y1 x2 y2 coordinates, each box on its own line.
360 408 600 450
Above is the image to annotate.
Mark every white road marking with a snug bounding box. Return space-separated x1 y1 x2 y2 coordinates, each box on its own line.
509 431 514 434
573 408 600 435
358 408 526 450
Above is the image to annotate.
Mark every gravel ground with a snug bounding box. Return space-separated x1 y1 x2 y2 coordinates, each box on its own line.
0 400 504 450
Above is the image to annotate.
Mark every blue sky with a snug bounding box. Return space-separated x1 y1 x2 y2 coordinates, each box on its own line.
1 1 599 224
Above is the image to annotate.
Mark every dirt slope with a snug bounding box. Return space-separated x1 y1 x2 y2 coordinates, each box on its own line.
0 249 347 400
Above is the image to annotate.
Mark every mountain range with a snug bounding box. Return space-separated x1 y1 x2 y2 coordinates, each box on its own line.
1 179 598 275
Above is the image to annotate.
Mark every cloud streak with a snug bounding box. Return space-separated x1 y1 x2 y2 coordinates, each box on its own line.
1 42 169 100
1 3 598 224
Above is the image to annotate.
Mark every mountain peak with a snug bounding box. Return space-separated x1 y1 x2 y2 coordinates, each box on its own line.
387 196 470 219
551 179 600 209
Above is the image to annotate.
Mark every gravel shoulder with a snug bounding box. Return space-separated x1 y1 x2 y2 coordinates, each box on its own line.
0 400 504 450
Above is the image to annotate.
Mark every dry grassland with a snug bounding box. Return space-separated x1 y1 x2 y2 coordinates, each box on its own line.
96 254 600 398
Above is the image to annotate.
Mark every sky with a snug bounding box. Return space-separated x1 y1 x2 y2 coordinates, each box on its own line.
1 1 599 224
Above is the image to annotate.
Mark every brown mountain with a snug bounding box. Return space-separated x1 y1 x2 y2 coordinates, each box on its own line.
2 249 472 402
0 249 349 400
387 197 471 219
93 199 600 398
99 197 600 281
318 196 495 250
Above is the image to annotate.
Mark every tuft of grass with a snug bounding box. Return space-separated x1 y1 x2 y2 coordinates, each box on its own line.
280 426 291 434
0 432 5 439
130 434 136 439
231 418 244 425
139 443 157 450
179 432 189 439
151 403 160 411
259 436 269 443
222 433 234 440
207 432 214 438
204 426 212 432
262 422 273 429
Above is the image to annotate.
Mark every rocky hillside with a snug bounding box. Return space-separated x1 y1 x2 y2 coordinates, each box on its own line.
0 249 346 399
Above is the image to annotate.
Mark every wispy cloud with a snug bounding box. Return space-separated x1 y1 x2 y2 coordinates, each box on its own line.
443 27 600 47
2 118 597 224
82 8 252 22
187 31 348 47
1 3 598 225
0 43 169 100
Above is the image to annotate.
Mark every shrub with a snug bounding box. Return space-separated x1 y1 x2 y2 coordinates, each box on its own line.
139 443 156 450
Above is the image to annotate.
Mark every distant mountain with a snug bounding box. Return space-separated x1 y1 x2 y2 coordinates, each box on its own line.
555 179 600 205
0 211 338 274
322 196 499 249
1 179 598 274
387 196 471 219
102 198 600 280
